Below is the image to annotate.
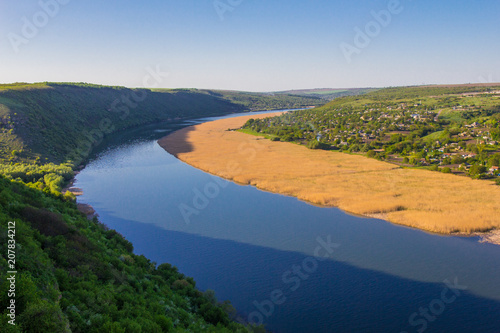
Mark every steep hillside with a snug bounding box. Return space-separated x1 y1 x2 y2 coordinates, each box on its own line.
0 83 323 164
0 175 254 332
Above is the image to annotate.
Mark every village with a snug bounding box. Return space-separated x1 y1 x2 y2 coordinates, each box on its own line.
243 91 500 182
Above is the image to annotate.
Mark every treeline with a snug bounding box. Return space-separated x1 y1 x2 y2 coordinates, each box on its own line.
363 85 500 100
201 90 323 111
275 88 378 101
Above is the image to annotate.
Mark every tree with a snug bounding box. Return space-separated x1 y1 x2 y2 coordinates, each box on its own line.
366 150 376 158
467 143 479 154
311 140 326 149
442 167 452 173
19 300 70 333
451 155 465 165
469 164 487 177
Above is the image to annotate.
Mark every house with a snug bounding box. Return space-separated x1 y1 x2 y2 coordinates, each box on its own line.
489 166 499 174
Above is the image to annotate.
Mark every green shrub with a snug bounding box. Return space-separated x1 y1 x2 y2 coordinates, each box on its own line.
442 167 452 173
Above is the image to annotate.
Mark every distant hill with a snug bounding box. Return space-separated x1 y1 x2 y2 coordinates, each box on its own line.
0 83 324 164
274 88 378 101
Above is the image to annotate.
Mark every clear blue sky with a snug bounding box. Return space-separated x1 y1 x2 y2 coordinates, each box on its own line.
1 0 499 91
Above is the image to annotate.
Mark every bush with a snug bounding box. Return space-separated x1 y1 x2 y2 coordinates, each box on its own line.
155 315 174 332
469 164 487 177
19 300 70 333
366 150 376 158
442 167 452 174
307 140 329 150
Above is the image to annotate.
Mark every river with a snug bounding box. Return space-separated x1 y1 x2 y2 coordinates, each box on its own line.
75 110 500 333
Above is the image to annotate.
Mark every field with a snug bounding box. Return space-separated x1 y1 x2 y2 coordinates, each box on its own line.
160 113 500 235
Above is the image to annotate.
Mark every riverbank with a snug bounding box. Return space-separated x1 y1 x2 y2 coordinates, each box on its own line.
158 112 500 243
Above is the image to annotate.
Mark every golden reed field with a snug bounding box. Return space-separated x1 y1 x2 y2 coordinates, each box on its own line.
159 112 500 236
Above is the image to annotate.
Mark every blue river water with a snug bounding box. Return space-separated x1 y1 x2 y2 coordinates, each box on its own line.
76 111 500 333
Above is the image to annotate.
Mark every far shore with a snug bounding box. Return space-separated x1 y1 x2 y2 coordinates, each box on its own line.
158 112 500 244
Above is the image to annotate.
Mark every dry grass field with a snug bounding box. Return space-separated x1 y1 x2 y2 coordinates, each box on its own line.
159 112 500 236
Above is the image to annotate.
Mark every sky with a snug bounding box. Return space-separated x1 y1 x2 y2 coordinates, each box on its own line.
1 0 499 92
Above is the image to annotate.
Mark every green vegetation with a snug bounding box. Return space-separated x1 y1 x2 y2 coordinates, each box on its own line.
198 90 323 111
242 85 500 183
0 163 74 197
0 175 254 332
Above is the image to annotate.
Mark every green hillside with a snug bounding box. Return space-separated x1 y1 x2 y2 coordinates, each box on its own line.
0 83 323 165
